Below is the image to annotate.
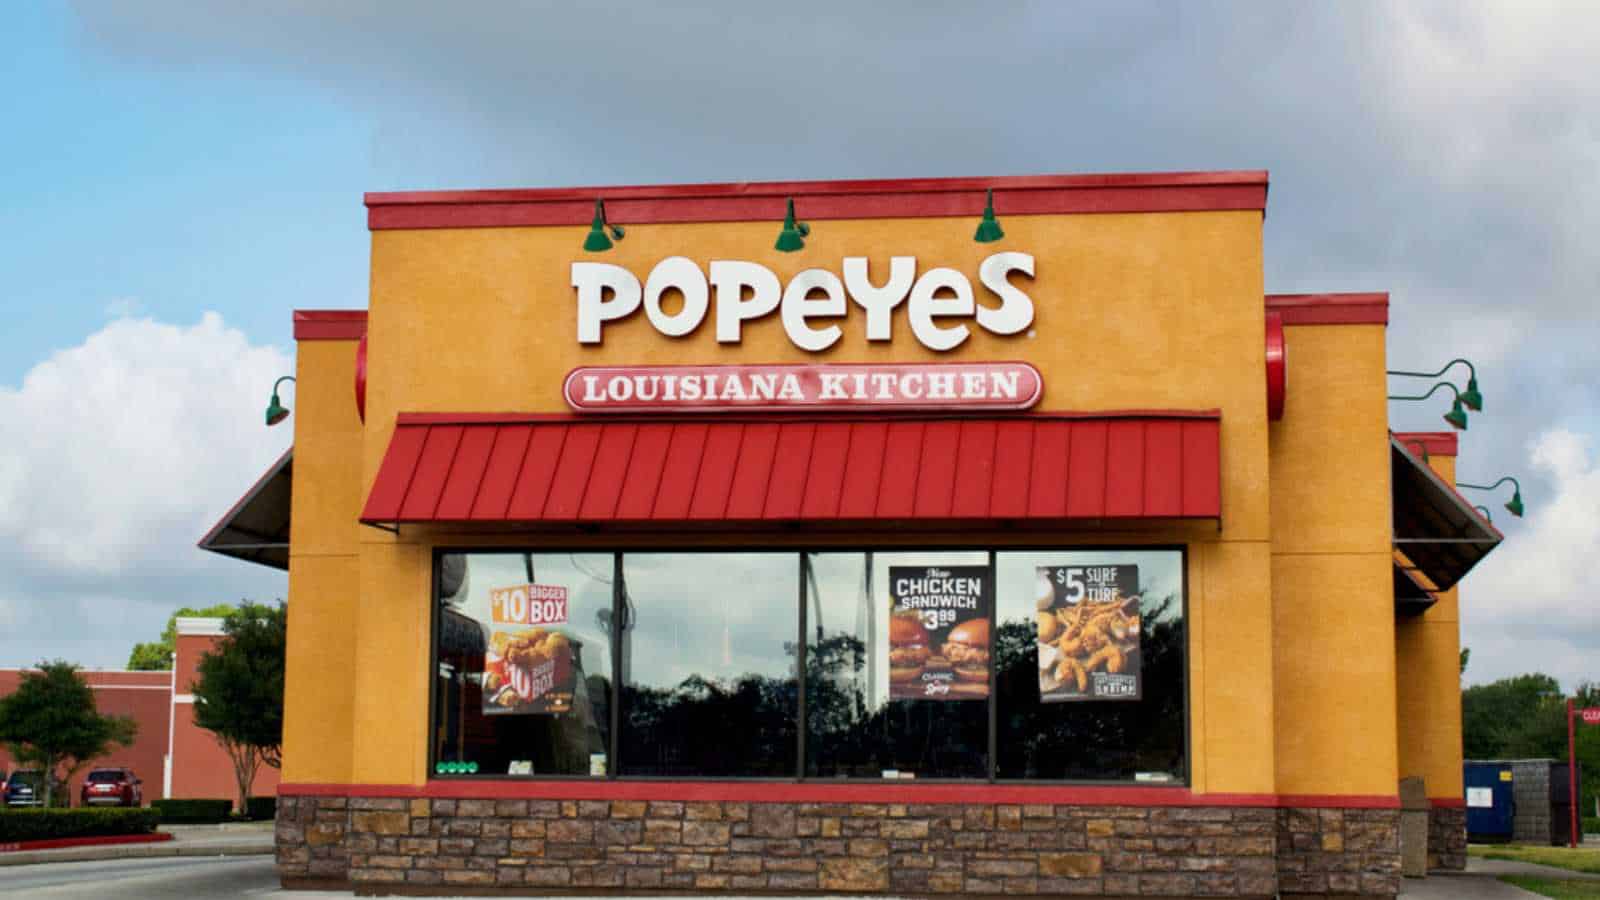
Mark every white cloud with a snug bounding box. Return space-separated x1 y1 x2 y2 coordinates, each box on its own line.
0 313 291 668
1461 427 1600 691
0 313 292 574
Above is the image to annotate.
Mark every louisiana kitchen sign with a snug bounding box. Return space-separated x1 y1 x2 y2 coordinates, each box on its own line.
564 362 1042 413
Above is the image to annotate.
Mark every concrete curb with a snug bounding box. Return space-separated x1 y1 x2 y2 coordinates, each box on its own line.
0 840 274 867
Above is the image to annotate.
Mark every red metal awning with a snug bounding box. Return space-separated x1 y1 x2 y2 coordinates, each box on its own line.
360 411 1221 527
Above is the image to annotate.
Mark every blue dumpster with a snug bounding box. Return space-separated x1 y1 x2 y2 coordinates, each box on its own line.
1465 762 1515 842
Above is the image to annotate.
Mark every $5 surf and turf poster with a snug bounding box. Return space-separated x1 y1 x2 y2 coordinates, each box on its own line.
483 583 577 715
887 565 992 701
1035 565 1141 702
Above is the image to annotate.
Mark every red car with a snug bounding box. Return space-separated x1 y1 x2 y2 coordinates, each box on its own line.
80 768 143 807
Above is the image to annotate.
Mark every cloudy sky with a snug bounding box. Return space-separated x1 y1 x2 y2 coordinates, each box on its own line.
1 3 1594 689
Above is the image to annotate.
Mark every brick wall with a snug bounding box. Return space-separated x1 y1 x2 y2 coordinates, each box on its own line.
277 794 1402 897
1427 807 1466 871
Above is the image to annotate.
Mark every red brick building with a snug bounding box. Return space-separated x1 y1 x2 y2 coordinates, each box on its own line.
0 617 279 807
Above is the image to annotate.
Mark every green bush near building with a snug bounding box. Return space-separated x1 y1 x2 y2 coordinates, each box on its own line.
245 796 276 821
149 798 233 823
0 807 160 842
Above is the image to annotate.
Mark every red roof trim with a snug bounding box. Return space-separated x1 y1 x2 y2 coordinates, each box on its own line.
362 412 1221 526
1393 431 1459 458
365 171 1269 231
1265 293 1389 326
394 409 1223 427
280 781 1394 809
293 310 368 341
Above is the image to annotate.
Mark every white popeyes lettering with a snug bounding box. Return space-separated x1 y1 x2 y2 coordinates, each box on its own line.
711 260 781 343
572 263 641 343
781 269 847 352
976 251 1036 335
572 253 1035 350
842 257 914 341
907 267 974 352
642 256 708 337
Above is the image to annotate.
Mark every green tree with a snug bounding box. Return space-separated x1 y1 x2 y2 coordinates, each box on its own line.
1462 675 1600 826
126 603 240 670
192 602 285 815
0 661 138 807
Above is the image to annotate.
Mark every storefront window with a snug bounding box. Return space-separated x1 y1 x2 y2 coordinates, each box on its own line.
430 547 1187 783
804 552 990 779
994 550 1187 781
433 552 614 777
618 553 798 777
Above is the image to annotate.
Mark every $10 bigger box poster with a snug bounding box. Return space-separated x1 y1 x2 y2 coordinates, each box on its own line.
888 565 992 700
1036 565 1141 702
484 583 576 715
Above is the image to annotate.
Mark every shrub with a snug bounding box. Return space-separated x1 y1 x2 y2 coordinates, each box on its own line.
149 798 233 824
245 796 276 821
1584 815 1598 836
0 807 160 842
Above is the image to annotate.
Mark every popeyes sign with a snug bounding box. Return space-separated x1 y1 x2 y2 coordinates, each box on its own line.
572 253 1035 352
568 253 1043 413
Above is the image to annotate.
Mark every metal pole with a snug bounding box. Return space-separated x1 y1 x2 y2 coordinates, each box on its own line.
1570 698 1579 849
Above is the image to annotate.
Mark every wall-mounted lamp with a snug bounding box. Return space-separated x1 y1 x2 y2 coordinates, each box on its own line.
583 199 625 252
1389 381 1470 431
974 189 1004 243
1458 476 1524 518
265 376 295 427
774 198 809 253
1389 358 1482 411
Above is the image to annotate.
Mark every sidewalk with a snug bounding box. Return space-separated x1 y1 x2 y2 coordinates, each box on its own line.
0 822 274 867
1398 857 1600 899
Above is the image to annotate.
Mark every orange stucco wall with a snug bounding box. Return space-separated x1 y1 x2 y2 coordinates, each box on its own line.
1395 454 1465 802
280 338 364 785
272 206 1282 794
1267 323 1398 798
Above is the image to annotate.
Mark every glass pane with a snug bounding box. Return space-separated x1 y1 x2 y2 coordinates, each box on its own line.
433 552 614 777
618 553 798 777
805 551 990 779
994 550 1186 782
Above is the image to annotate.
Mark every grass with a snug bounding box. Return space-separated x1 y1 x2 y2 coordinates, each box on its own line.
1500 875 1600 899
1470 844 1600 875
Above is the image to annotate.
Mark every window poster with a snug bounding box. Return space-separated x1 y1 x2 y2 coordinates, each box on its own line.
887 565 992 701
1035 565 1142 702
483 583 578 715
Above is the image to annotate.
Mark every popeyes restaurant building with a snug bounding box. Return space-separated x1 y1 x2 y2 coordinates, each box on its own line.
215 171 1501 897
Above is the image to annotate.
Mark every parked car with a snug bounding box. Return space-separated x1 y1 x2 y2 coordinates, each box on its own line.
4 769 45 807
80 768 142 807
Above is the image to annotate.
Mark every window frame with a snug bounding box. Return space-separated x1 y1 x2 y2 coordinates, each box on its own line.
428 544 1190 787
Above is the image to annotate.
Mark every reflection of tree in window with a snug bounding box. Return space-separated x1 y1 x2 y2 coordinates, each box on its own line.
618 554 796 777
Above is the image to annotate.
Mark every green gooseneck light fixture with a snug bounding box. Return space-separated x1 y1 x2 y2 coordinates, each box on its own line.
1388 381 1470 431
974 189 1004 243
265 375 295 426
774 198 809 253
1458 476 1524 518
1389 358 1482 411
583 199 625 252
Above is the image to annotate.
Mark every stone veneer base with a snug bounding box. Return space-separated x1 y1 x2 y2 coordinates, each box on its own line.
1426 806 1466 872
277 795 1400 898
